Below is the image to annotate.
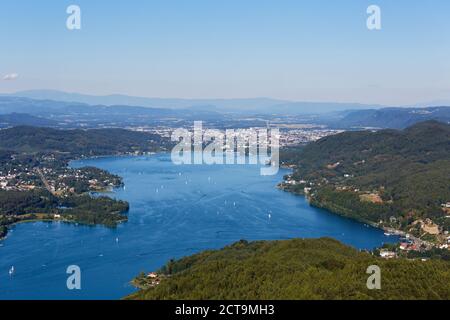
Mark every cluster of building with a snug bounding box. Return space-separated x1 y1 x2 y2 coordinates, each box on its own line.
130 125 342 148
130 126 172 138
145 272 162 287
1 164 117 196
398 236 420 252
278 129 344 146
39 167 118 196
0 169 37 191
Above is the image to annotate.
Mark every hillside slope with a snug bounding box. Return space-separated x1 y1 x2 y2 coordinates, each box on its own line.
0 113 57 128
280 121 450 241
0 126 170 156
128 238 450 300
327 107 450 129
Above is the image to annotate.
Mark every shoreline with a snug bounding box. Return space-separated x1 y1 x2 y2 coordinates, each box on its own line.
0 215 128 243
2 153 398 248
277 182 404 242
278 179 438 250
70 151 164 163
1 152 159 243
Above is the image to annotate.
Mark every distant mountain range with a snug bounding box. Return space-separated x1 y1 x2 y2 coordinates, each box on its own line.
0 93 449 129
0 96 225 128
323 107 450 129
0 113 58 128
2 90 385 114
0 96 217 118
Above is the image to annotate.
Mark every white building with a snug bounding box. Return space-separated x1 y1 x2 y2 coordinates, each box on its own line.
380 251 396 259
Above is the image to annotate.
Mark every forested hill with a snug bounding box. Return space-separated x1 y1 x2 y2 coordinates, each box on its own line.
283 120 450 169
0 126 171 156
280 121 450 241
0 113 58 128
128 238 450 300
326 107 450 129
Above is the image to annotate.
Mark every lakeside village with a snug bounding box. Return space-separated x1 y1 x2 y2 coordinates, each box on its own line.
279 174 450 260
0 154 124 196
0 152 131 233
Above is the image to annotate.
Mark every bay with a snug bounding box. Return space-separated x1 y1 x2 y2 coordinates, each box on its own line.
0 153 397 299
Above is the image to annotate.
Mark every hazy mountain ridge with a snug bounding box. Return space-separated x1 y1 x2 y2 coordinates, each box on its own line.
328 107 450 129
0 96 219 117
0 96 225 128
4 90 385 114
0 113 58 128
0 94 449 129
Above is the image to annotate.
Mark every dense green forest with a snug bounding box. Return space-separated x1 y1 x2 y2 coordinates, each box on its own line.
0 190 128 229
0 125 171 156
128 238 450 300
0 190 57 215
60 195 129 227
280 121 450 238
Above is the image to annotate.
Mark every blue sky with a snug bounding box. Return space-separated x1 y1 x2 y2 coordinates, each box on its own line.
1 0 450 105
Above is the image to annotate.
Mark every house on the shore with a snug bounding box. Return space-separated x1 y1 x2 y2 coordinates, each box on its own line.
380 250 396 259
399 242 418 251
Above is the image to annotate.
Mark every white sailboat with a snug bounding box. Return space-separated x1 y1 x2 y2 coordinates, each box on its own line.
9 266 14 276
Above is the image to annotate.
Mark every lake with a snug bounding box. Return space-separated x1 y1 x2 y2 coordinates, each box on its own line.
0 153 398 299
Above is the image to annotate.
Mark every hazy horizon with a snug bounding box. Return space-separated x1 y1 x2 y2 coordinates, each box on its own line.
3 89 450 110
1 0 450 106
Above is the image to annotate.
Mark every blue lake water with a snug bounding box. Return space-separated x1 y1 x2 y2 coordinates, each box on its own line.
0 154 398 300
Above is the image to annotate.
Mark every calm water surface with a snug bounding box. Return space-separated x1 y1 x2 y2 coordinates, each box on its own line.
0 154 397 299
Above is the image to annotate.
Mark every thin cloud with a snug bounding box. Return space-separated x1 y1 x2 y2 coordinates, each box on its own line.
3 73 19 81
